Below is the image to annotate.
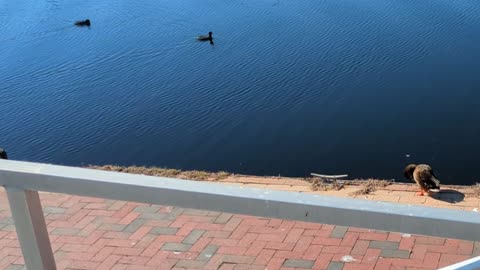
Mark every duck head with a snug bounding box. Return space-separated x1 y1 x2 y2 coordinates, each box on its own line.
208 32 213 38
85 19 91 26
404 164 417 181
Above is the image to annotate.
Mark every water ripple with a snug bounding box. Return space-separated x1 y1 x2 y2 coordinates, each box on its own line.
1 0 480 183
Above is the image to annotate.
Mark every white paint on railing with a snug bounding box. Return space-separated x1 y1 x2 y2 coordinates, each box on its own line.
438 256 480 270
1 159 480 269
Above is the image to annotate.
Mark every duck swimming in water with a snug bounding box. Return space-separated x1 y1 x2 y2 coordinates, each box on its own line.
197 32 213 41
404 164 440 196
75 19 91 27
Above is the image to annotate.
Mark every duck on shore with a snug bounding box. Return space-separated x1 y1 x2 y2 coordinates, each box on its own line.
197 32 213 42
75 19 91 27
404 164 440 196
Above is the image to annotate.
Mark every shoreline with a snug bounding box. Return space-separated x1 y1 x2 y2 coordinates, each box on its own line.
89 165 480 203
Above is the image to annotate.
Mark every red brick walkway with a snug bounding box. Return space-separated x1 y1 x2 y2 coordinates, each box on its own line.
0 191 478 270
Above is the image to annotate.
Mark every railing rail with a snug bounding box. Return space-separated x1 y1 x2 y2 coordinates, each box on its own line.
438 256 480 270
1 158 479 269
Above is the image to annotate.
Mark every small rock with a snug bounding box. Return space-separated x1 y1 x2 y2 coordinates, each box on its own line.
341 255 357 262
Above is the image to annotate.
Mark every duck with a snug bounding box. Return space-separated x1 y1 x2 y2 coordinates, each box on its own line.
404 164 440 196
197 32 213 41
75 19 91 27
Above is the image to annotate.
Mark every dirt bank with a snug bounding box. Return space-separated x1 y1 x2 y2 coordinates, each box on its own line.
88 165 479 200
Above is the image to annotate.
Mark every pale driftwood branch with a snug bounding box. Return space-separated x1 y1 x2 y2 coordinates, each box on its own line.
311 173 348 179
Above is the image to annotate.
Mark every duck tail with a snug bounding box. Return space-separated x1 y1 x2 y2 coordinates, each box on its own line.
430 176 440 190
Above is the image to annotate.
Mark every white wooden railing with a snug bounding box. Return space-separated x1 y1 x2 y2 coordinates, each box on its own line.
0 159 479 269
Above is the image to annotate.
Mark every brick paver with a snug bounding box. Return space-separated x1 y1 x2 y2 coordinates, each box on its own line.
0 189 477 270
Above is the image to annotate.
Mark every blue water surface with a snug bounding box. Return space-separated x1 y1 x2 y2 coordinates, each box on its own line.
1 0 480 184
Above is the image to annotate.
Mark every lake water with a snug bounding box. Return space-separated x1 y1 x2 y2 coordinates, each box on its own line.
1 0 480 184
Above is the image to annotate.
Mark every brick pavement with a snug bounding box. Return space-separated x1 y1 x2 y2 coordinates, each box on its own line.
0 190 479 270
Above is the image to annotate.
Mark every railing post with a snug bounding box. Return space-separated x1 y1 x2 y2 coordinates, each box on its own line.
6 188 56 270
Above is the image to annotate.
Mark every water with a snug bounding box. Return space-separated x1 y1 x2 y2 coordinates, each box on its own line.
1 0 480 185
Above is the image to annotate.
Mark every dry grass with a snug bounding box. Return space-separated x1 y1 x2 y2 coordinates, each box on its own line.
88 165 181 178
178 170 231 181
88 165 231 181
349 179 393 195
179 170 211 181
308 177 345 191
307 176 394 193
473 183 480 198
215 171 232 180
